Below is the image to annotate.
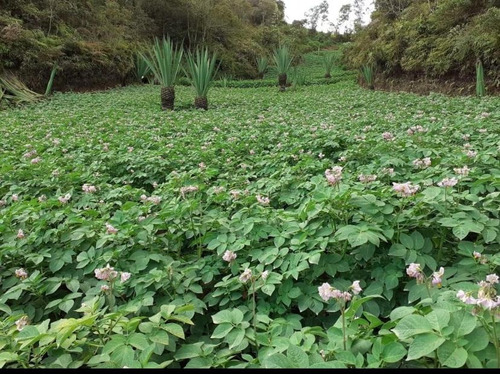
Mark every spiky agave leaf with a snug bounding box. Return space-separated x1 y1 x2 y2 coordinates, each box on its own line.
135 53 151 83
0 73 41 106
140 37 183 87
256 56 268 78
322 54 336 78
272 46 293 75
185 48 218 100
45 64 58 96
476 59 485 97
361 64 374 89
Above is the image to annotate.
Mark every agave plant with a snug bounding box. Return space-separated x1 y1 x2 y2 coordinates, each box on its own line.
0 73 41 106
272 46 293 92
134 53 151 84
361 64 374 90
322 53 336 79
476 59 485 97
256 56 268 79
185 48 218 110
140 37 183 111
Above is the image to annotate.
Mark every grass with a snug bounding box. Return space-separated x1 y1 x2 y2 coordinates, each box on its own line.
0 52 499 369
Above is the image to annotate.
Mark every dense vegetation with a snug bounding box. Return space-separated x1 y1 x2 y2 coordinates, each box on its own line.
0 0 334 93
0 52 499 368
345 0 500 91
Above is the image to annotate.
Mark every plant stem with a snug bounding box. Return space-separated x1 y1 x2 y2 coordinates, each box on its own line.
341 305 346 351
492 314 500 368
252 277 258 350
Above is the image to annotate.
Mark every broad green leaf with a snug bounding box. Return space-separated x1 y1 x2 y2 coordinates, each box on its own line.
381 342 407 363
212 310 233 324
128 333 149 350
211 323 233 339
173 343 203 360
425 309 450 332
392 314 433 340
463 328 489 352
389 306 416 321
287 344 309 368
111 345 135 367
263 353 293 368
164 323 185 339
437 341 467 368
406 333 445 361
102 336 127 354
449 309 476 337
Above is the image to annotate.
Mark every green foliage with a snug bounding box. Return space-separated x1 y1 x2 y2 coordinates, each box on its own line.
140 37 183 88
0 51 499 368
256 57 268 78
272 46 294 75
135 54 151 83
322 53 337 78
185 48 219 98
360 65 375 89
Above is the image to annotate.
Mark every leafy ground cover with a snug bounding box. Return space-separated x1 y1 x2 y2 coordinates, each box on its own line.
0 54 499 368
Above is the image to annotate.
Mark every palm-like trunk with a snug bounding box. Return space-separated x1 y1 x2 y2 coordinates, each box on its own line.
324 73 332 79
194 96 208 110
161 86 175 110
278 73 287 92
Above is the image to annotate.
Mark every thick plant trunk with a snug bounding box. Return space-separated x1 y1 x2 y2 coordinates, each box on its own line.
278 73 287 92
324 73 331 79
160 86 175 110
195 96 208 110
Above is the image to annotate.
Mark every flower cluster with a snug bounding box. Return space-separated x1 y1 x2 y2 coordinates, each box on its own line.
406 263 425 283
222 250 237 263
412 157 431 169
382 132 395 141
325 166 343 186
140 194 161 204
15 268 28 279
105 223 118 234
239 268 252 283
454 165 470 176
358 174 377 183
180 185 198 198
437 177 458 188
457 274 500 310
95 264 131 285
256 195 270 205
392 182 420 197
15 316 29 331
407 125 427 135
318 280 362 303
17 229 25 239
58 193 71 204
82 184 97 193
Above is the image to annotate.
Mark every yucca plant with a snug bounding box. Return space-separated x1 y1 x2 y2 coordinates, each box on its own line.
44 64 58 96
361 64 374 90
140 37 183 111
134 53 151 84
273 45 293 92
322 53 336 79
256 56 268 79
476 59 485 97
185 48 218 110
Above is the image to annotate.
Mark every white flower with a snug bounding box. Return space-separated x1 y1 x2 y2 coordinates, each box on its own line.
350 280 362 295
222 250 237 263
239 268 252 283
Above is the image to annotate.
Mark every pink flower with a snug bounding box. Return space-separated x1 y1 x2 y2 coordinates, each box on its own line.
239 268 252 283
261 270 269 280
105 223 118 234
454 166 470 176
31 157 41 164
486 274 499 285
358 174 377 183
466 150 477 158
199 162 206 169
82 184 97 193
127 147 134 152
15 316 29 331
15 268 28 279
393 182 420 197
12 194 19 202
101 284 110 292
456 290 477 305
58 193 71 204
406 263 424 283
94 264 118 281
350 280 362 295
17 229 25 239
437 177 458 188
318 283 335 302
381 167 395 176
432 267 445 287
180 185 198 198
38 195 47 202
222 250 237 263
230 190 241 199
382 132 395 141
325 166 343 186
256 195 270 205
120 272 131 283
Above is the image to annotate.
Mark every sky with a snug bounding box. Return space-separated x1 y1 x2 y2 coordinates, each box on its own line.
280 0 374 32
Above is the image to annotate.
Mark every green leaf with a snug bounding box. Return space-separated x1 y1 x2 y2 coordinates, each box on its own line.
59 300 74 313
150 330 169 346
230 309 244 325
173 343 203 360
482 228 497 243
437 341 467 368
453 225 469 240
381 342 407 363
263 353 292 368
406 333 445 361
261 284 276 296
164 323 185 339
463 327 489 352
389 306 416 321
128 333 149 350
392 314 433 340
212 310 233 324
425 309 450 332
400 233 413 249
274 236 285 248
449 309 476 337
211 323 233 339
111 345 135 367
227 328 245 350
287 344 309 368
102 336 127 354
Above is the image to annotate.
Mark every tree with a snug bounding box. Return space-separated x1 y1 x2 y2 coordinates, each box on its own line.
305 0 329 32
